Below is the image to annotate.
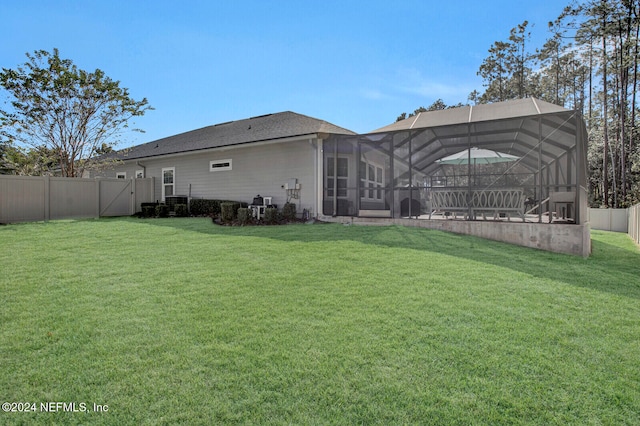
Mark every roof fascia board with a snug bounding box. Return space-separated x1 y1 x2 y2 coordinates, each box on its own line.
118 133 321 163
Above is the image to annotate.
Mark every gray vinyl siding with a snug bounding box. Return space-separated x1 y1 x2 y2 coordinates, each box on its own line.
98 138 320 215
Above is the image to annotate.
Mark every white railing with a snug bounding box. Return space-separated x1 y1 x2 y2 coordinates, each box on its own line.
430 187 525 221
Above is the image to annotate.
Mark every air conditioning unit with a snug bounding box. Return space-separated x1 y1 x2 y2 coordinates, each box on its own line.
165 195 188 212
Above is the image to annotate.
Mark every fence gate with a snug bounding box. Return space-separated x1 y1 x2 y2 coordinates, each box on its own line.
99 179 134 217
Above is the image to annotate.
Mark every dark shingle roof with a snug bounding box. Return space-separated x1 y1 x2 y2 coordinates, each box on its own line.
111 111 355 161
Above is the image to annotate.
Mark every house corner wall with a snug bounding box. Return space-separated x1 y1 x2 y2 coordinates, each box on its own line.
315 138 324 219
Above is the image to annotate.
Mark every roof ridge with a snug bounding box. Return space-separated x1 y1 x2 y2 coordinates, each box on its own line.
287 110 357 134
248 113 275 120
531 98 541 114
409 113 421 129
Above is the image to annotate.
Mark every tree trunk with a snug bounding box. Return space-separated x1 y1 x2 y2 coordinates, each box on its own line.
602 26 610 207
630 7 639 161
589 38 593 122
618 7 631 204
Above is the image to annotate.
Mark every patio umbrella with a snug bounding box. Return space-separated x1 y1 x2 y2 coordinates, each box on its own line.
436 147 519 165
436 147 520 187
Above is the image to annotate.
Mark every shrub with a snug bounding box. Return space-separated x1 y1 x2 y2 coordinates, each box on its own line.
174 204 188 217
237 207 251 225
220 202 237 222
189 199 221 216
155 204 169 218
283 202 296 220
264 207 279 224
230 200 249 209
141 205 156 218
190 199 248 217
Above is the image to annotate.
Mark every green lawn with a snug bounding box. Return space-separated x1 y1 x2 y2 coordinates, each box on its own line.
1 218 639 425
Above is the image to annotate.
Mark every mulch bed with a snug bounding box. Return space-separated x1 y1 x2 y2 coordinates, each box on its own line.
211 216 322 226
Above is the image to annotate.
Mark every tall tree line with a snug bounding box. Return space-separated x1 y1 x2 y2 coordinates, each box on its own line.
474 0 640 207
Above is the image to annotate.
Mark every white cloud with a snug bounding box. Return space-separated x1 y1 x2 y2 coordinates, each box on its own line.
394 67 475 101
357 67 478 108
359 88 391 101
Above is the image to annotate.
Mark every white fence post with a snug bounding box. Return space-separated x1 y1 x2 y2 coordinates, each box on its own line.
629 203 640 246
130 177 136 216
44 174 50 222
96 179 101 219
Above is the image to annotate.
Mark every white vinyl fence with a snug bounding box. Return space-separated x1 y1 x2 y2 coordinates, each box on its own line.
588 204 640 247
588 208 629 232
0 175 154 224
629 203 640 246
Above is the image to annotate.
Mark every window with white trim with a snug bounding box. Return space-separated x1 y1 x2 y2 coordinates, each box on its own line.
135 169 144 178
327 157 348 197
162 167 175 200
116 172 126 179
210 159 232 172
360 161 383 200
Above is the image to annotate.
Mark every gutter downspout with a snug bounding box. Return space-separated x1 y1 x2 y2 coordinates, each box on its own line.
136 160 150 209
136 160 146 178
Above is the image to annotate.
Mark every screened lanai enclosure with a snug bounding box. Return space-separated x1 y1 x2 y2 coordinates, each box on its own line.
322 98 588 226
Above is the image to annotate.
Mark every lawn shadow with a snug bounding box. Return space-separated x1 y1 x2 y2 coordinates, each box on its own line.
129 217 640 300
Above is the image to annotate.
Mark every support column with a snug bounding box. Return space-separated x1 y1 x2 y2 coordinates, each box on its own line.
408 131 413 218
356 139 361 215
467 124 472 220
389 135 395 218
333 139 338 216
538 117 543 224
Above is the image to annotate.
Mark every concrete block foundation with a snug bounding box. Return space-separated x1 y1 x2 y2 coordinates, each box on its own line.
318 215 591 257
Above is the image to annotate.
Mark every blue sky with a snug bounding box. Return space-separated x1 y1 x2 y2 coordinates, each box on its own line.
2 0 568 149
